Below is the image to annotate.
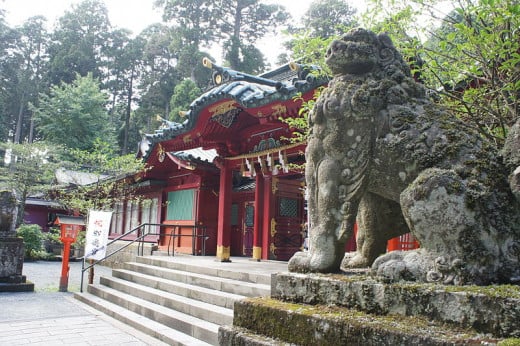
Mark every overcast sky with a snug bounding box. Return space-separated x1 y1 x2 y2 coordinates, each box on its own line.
1 0 366 65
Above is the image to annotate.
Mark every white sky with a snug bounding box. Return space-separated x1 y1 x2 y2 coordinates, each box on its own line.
1 0 366 65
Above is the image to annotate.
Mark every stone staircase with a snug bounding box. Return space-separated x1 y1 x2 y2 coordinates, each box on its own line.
74 256 274 346
220 272 520 345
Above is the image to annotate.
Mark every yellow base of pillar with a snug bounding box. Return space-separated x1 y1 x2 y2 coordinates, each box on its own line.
216 245 231 262
252 246 262 261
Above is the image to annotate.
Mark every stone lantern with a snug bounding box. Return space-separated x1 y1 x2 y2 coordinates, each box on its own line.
0 190 34 292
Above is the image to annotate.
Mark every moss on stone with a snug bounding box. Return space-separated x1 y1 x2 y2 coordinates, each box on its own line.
236 297 503 344
390 282 520 299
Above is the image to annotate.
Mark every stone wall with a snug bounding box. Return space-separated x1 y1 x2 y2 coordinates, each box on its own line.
96 241 156 268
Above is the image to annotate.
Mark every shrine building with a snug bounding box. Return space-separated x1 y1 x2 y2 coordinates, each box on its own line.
108 60 329 262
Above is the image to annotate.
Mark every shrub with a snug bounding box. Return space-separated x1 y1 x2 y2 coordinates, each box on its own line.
16 224 44 260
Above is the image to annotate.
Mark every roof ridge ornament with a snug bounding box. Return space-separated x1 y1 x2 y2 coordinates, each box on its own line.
202 58 285 90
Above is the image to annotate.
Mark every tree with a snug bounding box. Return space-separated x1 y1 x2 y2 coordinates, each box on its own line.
56 140 146 214
0 141 60 225
47 0 111 85
104 29 145 154
11 16 50 144
169 79 201 123
301 0 358 39
279 0 357 65
218 0 289 73
363 0 520 145
0 10 19 144
155 0 218 81
32 73 116 153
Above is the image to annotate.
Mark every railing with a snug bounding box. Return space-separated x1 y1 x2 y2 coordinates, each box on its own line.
80 222 208 292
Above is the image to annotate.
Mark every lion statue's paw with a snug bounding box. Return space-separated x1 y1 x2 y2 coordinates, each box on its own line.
341 252 371 269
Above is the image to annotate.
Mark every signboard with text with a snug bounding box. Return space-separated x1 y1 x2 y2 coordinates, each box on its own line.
84 210 113 261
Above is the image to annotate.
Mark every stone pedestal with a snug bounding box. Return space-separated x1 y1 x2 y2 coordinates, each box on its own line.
219 272 520 345
0 191 34 292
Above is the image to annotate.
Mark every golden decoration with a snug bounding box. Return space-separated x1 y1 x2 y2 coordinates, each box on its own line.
270 218 277 237
216 245 231 261
209 100 238 117
252 246 262 260
157 143 165 162
272 177 279 194
272 104 287 117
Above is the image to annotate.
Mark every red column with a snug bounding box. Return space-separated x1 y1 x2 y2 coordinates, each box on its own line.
252 167 264 261
262 176 273 259
216 159 232 262
59 240 72 292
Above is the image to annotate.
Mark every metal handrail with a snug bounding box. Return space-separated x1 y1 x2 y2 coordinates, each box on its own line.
80 222 207 292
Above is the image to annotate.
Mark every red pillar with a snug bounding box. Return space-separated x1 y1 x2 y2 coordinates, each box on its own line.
216 159 232 262
262 176 274 259
59 240 72 292
252 168 264 261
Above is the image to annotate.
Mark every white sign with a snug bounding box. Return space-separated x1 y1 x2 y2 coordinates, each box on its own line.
84 210 113 261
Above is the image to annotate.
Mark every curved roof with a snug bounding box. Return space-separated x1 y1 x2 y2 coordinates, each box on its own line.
139 62 328 160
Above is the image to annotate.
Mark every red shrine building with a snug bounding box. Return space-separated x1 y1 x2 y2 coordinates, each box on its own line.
109 61 329 262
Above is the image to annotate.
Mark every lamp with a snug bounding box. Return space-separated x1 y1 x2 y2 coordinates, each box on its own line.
54 214 85 292
60 224 81 243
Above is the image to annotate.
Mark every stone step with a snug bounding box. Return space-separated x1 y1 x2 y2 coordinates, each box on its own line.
86 283 219 345
137 256 272 285
218 325 289 346
226 297 505 345
124 261 271 297
74 291 212 346
273 273 520 338
100 275 234 325
112 268 244 309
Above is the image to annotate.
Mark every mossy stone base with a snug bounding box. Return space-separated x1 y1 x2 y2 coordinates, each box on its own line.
218 273 520 345
223 297 504 345
272 273 520 338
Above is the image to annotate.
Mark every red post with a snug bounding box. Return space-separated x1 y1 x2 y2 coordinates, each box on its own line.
262 176 273 259
252 168 264 261
59 240 72 292
216 159 232 261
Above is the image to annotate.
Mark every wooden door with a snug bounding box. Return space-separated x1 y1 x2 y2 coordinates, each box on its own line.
243 202 254 256
270 180 304 261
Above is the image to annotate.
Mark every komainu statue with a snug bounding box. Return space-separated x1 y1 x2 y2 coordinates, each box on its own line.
288 28 520 285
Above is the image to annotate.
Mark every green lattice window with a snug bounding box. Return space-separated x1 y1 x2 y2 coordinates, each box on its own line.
167 189 194 220
231 204 239 226
279 197 299 218
245 205 254 227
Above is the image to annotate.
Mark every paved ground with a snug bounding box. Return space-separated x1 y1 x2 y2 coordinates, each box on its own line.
0 260 166 345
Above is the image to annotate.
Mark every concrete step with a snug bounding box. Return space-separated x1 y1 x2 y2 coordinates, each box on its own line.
100 275 234 325
137 256 272 285
87 283 219 345
123 261 271 297
74 291 212 346
226 297 505 345
112 268 244 309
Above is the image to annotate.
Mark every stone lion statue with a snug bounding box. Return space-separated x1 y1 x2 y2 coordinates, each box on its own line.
288 28 520 285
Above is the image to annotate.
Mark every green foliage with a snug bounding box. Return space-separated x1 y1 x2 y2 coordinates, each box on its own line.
362 0 520 145
283 87 324 145
47 0 111 85
16 224 44 260
0 141 60 225
32 73 116 152
218 0 289 72
169 79 202 123
56 141 146 214
302 0 358 39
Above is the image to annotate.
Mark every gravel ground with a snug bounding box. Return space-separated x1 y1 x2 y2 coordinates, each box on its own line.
21 259 112 292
